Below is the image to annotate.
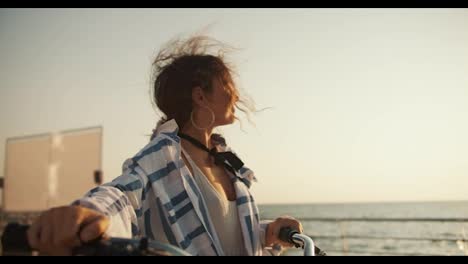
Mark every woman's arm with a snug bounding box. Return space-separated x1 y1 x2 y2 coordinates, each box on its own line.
72 172 145 238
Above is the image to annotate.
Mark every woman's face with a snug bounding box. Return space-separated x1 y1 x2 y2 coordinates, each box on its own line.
205 77 239 127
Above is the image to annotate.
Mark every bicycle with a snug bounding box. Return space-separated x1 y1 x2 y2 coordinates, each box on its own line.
1 222 325 256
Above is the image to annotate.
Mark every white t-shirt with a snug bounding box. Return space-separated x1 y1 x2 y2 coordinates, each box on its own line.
182 148 246 256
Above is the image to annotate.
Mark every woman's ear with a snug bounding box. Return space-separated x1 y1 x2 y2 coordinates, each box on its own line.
192 86 206 107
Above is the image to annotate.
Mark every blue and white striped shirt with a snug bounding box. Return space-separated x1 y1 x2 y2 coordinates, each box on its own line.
73 119 276 256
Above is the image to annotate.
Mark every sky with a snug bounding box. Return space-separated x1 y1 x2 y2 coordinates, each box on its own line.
1 8 468 204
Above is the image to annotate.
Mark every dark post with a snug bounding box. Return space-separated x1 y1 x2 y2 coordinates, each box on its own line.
93 170 103 185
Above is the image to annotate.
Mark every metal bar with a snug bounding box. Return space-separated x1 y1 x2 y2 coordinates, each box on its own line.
309 234 467 242
298 217 468 222
323 250 446 256
291 233 315 256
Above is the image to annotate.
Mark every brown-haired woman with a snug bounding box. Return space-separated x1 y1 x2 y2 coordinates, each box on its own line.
26 35 303 256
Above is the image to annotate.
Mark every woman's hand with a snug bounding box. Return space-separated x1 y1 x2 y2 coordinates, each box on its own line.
27 205 109 256
265 216 303 248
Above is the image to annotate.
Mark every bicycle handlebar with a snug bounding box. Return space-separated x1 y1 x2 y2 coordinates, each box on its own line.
1 222 190 256
2 223 325 256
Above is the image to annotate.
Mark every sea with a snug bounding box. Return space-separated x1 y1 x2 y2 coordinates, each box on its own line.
258 201 468 256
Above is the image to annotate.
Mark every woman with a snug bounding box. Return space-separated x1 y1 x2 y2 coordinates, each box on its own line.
26 35 303 256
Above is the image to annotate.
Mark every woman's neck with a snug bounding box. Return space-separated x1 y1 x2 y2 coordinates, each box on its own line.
180 125 214 149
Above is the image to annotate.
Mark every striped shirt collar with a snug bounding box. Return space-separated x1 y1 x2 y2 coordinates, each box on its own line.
150 119 257 185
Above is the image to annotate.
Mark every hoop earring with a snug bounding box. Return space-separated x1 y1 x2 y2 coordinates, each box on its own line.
191 106 215 130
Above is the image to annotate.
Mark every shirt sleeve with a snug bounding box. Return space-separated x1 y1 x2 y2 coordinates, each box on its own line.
259 219 283 256
72 172 144 238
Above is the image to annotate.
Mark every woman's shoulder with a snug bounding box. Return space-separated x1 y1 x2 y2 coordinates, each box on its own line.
141 119 181 155
121 130 180 176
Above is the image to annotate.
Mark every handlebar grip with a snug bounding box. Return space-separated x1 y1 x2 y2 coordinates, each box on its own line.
1 223 33 255
278 226 327 256
278 227 299 246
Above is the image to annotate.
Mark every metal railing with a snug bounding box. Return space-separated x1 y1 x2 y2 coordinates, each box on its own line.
286 217 468 256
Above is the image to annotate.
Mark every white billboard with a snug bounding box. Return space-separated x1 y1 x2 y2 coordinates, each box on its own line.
3 127 102 212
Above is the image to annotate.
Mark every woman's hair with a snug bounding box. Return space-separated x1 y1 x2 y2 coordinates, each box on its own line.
150 35 254 139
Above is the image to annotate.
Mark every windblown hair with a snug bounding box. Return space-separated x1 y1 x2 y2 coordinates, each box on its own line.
150 35 255 140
